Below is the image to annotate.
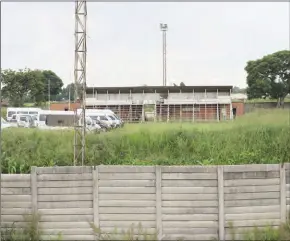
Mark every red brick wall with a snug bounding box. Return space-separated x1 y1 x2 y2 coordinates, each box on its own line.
232 102 245 116
156 104 231 121
50 103 80 111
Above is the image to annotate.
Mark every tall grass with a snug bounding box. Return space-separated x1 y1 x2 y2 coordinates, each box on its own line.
230 221 290 241
0 213 62 241
0 213 157 241
2 214 290 241
1 110 290 173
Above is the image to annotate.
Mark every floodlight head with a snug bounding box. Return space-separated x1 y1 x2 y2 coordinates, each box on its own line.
160 23 168 31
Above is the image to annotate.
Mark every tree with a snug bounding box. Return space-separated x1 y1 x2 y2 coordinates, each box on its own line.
42 70 63 101
1 68 33 106
245 50 290 107
1 69 64 106
232 86 246 94
60 83 82 101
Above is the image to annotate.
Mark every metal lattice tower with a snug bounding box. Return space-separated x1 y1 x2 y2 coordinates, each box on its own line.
160 23 168 86
74 1 87 166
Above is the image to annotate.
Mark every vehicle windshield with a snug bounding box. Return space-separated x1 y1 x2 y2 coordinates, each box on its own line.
100 116 108 121
20 116 28 122
114 115 120 120
29 111 38 115
108 115 116 120
90 116 98 121
8 111 16 117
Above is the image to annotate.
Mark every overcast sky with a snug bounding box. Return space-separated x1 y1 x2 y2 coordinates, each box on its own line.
1 2 289 88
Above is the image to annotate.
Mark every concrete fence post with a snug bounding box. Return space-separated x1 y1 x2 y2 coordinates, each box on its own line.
31 166 38 213
155 166 162 240
217 166 225 241
93 166 100 230
280 164 286 223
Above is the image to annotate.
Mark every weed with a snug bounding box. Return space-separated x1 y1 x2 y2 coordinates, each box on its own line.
89 222 158 240
228 215 290 241
0 213 62 241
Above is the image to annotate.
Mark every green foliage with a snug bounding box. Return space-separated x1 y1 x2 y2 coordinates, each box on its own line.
1 68 64 106
1 216 157 241
90 222 158 240
0 213 62 241
1 110 289 173
232 86 246 94
229 219 290 241
59 83 82 101
245 50 290 107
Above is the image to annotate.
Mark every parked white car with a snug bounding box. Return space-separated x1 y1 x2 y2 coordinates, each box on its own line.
17 115 35 128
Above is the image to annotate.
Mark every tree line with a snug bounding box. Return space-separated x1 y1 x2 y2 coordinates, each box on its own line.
0 68 80 107
1 49 289 107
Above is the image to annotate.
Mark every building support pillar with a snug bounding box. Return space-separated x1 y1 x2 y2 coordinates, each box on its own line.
160 103 162 122
229 89 233 120
180 104 182 122
229 102 233 120
167 105 170 123
179 89 182 122
192 89 195 123
217 103 219 122
154 90 157 122
141 104 145 123
192 104 195 122
216 89 219 122
205 89 207 121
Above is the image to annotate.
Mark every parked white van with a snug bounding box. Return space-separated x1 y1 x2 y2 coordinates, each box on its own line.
78 109 122 127
37 110 101 132
7 108 41 121
37 110 75 127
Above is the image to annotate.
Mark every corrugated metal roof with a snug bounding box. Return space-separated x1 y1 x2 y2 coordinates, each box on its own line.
86 85 233 94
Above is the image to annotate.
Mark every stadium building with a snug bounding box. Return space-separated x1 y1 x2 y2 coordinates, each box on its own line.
85 85 233 123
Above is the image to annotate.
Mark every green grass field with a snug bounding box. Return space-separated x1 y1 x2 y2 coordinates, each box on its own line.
1 109 290 173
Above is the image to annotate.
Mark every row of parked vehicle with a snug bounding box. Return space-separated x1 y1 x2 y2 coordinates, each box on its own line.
3 107 125 132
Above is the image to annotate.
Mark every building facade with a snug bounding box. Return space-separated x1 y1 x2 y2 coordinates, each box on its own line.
86 85 233 123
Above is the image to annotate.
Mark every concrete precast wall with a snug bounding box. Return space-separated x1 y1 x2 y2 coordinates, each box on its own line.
1 163 289 240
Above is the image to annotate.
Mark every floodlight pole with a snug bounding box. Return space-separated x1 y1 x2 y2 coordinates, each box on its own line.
160 23 168 86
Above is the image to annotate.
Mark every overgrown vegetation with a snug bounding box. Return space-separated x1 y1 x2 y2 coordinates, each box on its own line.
90 222 158 240
0 213 62 241
2 213 290 241
1 110 290 173
0 213 157 241
229 219 290 241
